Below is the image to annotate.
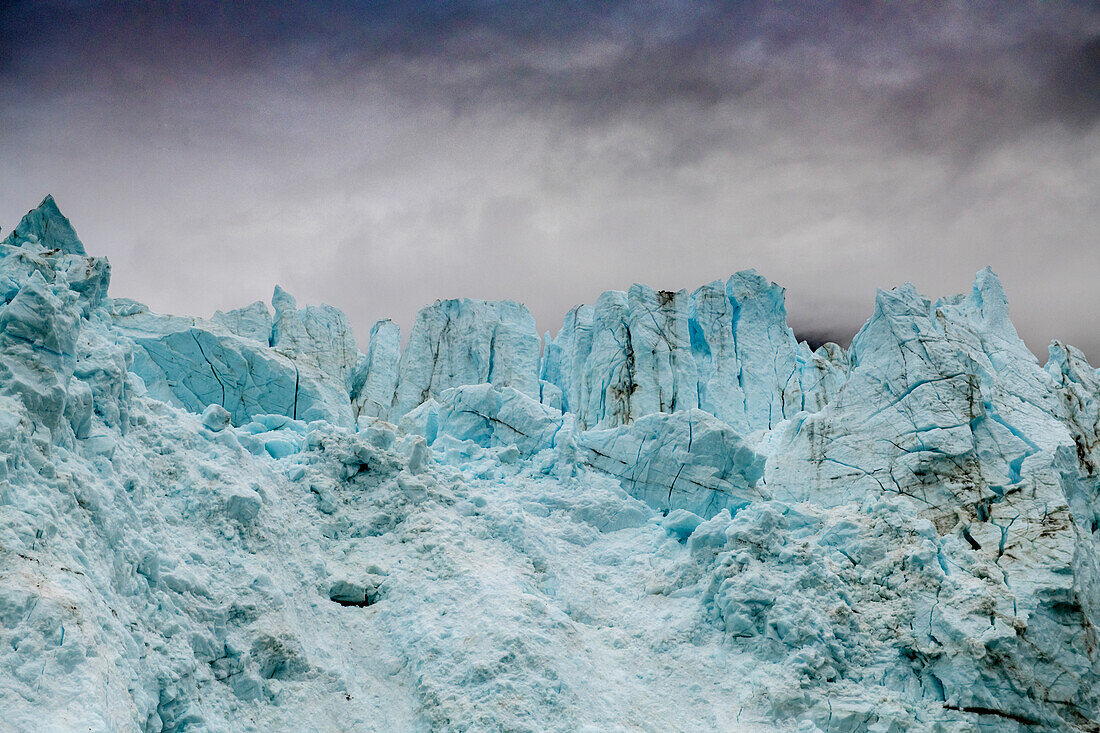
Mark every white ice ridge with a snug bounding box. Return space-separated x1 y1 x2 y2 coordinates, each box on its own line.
0 195 1097 731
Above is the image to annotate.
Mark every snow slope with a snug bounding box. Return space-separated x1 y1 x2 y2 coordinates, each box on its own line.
0 196 1097 732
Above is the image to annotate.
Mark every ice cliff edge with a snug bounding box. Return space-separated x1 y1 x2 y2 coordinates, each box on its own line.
0 195 1097 731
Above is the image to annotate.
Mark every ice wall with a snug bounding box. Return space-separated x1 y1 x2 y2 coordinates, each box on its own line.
1 195 1098 731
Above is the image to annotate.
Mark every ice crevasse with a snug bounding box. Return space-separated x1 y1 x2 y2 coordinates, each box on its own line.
0 196 1097 732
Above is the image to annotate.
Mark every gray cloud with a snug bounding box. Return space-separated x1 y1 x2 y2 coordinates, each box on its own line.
2 1 1099 361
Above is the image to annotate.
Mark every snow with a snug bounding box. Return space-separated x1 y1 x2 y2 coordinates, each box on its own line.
0 196 1098 731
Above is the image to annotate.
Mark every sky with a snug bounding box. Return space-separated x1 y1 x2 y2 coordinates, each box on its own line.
2 1 1099 360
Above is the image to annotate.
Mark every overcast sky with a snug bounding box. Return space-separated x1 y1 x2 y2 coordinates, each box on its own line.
2 1 1098 359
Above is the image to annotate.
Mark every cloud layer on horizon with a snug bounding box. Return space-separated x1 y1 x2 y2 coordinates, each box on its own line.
2 1 1099 359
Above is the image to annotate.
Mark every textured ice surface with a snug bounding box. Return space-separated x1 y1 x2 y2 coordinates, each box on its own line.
539 273 839 433
577 409 766 518
390 298 540 419
113 294 354 428
352 318 401 420
1 195 86 256
0 197 1098 732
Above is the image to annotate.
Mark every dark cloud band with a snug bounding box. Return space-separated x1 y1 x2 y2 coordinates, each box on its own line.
2 1 1098 361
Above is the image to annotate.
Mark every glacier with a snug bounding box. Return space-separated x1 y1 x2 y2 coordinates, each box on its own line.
0 195 1097 731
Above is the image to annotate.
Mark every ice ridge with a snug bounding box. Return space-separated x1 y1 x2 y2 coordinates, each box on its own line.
0 196 1097 732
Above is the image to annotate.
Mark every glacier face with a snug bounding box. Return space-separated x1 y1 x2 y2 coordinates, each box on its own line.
0 196 1097 732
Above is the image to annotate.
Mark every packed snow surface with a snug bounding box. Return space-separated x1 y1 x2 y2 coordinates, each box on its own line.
0 196 1098 732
